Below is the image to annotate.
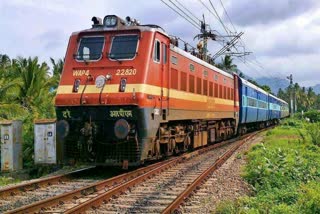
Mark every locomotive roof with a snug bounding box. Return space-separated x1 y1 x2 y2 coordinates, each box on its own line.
269 93 288 104
171 45 234 79
71 24 168 36
239 77 268 95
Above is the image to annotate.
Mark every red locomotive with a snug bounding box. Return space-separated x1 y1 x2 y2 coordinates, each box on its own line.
55 15 240 166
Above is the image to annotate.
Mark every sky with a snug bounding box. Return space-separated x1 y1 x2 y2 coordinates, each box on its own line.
0 0 320 86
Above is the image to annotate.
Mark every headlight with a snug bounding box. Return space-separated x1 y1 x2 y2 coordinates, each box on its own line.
114 119 130 139
95 75 106 88
104 15 118 27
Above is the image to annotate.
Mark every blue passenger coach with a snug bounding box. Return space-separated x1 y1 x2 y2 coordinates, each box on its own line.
238 77 269 124
237 76 289 134
268 94 281 120
280 98 290 118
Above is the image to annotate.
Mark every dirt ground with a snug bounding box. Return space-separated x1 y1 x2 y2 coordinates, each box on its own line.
182 133 265 213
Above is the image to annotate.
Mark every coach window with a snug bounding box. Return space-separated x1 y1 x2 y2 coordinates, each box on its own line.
190 64 195 72
76 36 104 61
214 74 218 81
171 56 178 65
109 35 138 60
203 70 208 77
153 40 161 63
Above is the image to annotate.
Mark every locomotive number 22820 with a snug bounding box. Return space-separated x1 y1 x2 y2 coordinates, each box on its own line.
116 68 137 76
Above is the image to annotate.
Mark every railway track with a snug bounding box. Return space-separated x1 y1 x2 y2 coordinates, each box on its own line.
0 166 97 213
3 130 262 214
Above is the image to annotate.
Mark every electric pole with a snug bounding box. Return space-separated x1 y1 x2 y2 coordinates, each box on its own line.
287 74 294 116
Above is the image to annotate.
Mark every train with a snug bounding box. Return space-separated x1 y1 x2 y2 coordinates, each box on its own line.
55 15 289 166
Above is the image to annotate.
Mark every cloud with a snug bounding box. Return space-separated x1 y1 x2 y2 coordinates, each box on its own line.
224 0 319 26
0 0 319 87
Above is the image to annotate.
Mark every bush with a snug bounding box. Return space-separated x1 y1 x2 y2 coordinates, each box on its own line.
0 176 19 186
306 123 320 146
216 121 320 213
297 181 320 214
281 118 303 128
304 110 320 123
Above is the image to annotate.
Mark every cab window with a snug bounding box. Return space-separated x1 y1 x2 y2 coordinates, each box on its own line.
109 35 139 60
76 37 104 61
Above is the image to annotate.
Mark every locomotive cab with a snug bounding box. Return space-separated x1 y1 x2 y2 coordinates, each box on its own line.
55 15 171 165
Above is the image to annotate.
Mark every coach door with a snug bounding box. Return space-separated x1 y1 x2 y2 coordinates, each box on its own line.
161 41 169 120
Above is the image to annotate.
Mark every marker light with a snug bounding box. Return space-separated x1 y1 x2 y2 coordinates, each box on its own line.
72 79 81 92
106 73 112 81
119 78 127 92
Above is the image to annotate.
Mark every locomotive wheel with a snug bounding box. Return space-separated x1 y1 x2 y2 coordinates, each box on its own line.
154 140 160 158
169 138 176 154
184 135 191 151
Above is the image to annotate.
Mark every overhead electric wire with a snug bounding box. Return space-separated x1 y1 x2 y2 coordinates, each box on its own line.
195 0 288 85
198 0 219 23
209 0 270 77
168 0 201 27
161 0 271 78
174 0 202 23
218 0 237 33
207 0 233 36
161 0 201 30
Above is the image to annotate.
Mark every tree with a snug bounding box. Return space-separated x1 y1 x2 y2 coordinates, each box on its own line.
50 58 64 89
216 55 237 74
260 85 272 93
0 54 27 119
306 87 316 110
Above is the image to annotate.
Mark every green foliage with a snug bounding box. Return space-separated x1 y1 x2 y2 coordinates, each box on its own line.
0 176 19 186
277 82 320 112
281 118 304 128
306 123 320 146
216 118 320 213
297 181 320 214
216 55 237 74
304 110 320 122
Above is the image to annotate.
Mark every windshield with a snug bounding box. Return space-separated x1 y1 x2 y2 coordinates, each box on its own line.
109 35 138 60
76 37 104 61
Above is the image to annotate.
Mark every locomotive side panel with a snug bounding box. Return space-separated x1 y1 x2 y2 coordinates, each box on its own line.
166 46 236 121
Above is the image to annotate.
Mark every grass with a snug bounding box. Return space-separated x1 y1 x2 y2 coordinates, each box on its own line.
216 118 320 214
0 176 19 186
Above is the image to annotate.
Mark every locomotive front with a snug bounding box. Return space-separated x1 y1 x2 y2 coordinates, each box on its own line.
55 15 161 165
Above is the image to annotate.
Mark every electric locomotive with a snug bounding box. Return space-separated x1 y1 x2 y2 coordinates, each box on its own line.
55 15 240 166
55 15 288 166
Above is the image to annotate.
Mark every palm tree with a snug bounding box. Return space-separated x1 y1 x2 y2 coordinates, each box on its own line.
50 58 64 88
216 55 237 74
11 57 52 109
306 87 316 110
0 54 28 119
